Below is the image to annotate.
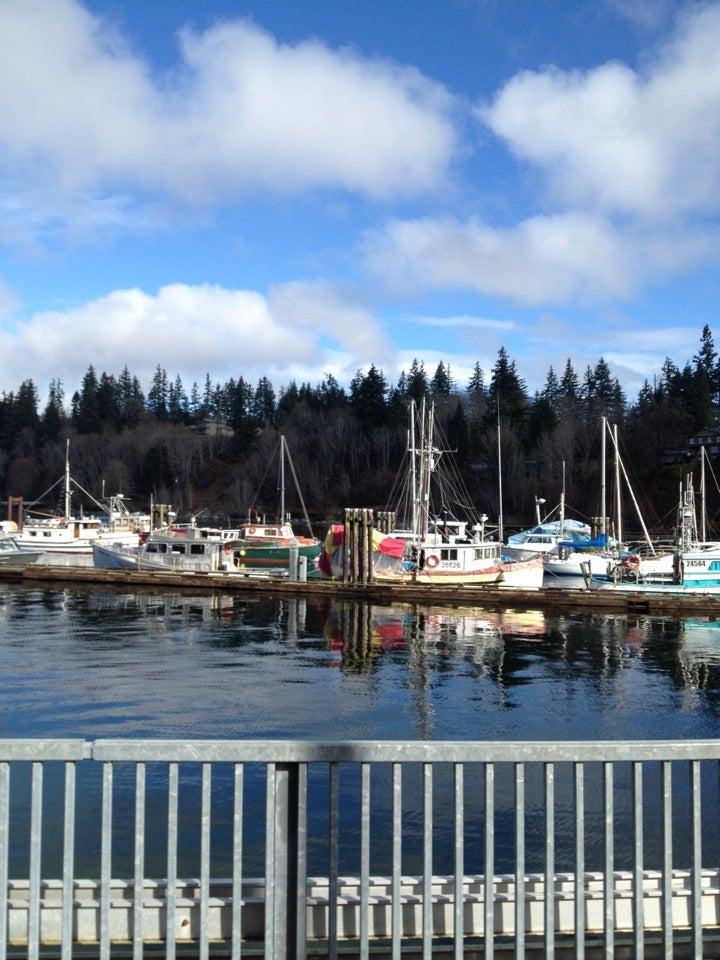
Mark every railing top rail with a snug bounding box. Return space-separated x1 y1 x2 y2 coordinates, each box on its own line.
91 738 720 763
0 739 89 761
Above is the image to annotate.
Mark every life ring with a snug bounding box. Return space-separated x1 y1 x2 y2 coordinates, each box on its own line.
623 554 640 571
247 526 257 535
224 542 233 555
425 555 440 569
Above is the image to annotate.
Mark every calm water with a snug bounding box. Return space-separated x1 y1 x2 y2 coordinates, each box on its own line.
2 584 720 881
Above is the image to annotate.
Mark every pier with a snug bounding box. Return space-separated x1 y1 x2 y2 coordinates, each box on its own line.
2 562 720 616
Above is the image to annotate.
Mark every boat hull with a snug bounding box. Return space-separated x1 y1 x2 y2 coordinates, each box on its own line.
234 541 321 569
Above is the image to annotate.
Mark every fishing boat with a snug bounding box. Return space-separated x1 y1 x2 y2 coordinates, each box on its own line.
0 537 43 567
320 400 543 588
13 441 141 554
233 435 321 570
93 525 240 572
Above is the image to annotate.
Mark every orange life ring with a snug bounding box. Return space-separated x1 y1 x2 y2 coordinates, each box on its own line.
426 555 440 569
623 554 640 570
247 526 257 535
224 542 233 555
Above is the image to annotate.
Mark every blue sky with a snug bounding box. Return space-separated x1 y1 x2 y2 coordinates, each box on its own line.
0 0 718 396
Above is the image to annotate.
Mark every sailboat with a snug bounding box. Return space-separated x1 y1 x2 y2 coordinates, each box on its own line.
13 441 141 554
232 435 321 570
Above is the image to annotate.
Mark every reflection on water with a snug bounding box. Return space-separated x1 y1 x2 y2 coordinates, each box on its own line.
2 584 720 880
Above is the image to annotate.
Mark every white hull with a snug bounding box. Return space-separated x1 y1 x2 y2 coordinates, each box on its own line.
16 529 140 555
544 552 614 578
498 558 545 589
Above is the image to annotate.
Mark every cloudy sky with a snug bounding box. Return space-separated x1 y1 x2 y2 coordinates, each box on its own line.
0 0 719 396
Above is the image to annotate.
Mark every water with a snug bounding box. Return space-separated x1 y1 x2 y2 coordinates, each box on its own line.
1 584 720 882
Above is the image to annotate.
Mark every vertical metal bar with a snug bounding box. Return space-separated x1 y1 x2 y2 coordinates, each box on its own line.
28 761 43 960
231 763 244 960
485 762 494 960
690 761 701 960
515 763 525 960
0 762 8 960
632 762 644 960
662 761 672 960
454 763 464 960
545 763 554 960
392 763 402 960
328 763 338 960
200 764 211 960
100 762 113 960
296 763 307 960
575 763 585 960
360 763 370 960
423 763 433 960
133 762 146 960
166 763 179 960
265 763 276 960
62 762 76 960
604 762 614 960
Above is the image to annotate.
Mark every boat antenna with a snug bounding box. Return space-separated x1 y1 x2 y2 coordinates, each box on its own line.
497 397 504 544
560 460 566 540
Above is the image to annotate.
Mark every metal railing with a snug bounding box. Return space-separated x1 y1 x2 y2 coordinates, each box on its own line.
2 738 720 958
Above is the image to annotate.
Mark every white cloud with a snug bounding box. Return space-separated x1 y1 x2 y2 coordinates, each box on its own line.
409 314 516 330
0 0 456 239
0 282 388 391
364 212 642 304
268 281 393 362
480 4 720 219
606 0 674 30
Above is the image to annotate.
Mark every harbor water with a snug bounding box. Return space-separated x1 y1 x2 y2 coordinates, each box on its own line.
1 583 719 883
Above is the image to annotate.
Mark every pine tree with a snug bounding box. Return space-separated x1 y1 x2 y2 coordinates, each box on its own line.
147 365 169 419
76 366 101 434
405 359 428 404
42 379 64 439
350 366 387 428
430 361 452 397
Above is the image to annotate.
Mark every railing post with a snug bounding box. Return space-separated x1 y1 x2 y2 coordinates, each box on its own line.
272 762 299 959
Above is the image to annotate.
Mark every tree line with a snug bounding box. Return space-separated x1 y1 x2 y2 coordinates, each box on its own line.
0 326 718 531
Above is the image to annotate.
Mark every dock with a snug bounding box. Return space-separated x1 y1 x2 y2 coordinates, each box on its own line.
2 563 720 615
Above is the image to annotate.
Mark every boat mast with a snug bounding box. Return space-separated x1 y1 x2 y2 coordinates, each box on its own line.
701 445 706 543
410 401 417 537
560 460 566 540
419 400 434 541
279 434 286 523
601 417 607 539
64 438 71 520
497 398 504 544
614 423 622 546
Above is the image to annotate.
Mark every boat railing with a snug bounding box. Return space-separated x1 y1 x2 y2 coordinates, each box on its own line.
0 737 717 957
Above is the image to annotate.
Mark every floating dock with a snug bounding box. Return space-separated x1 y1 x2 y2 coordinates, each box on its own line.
1 563 720 616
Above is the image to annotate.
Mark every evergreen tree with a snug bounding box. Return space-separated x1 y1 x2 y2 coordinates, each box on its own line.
75 366 101 434
253 377 277 425
430 361 452 397
147 365 169 419
42 379 64 439
488 348 527 423
97 372 120 427
560 358 579 399
405 359 429 404
350 366 387 428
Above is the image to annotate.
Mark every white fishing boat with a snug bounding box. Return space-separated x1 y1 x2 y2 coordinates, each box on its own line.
93 525 241 572
319 400 543 588
0 537 43 567
13 442 141 554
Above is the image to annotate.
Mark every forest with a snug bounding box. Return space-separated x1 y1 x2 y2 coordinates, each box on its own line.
0 325 718 534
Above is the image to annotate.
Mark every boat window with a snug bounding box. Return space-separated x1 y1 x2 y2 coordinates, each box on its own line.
43 531 52 537
440 549 458 561
146 544 157 553
29 531 36 536
157 543 167 554
190 544 205 555
171 544 186 554
709 560 720 571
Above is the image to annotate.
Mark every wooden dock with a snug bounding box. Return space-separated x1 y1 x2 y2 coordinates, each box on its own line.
1 563 720 616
